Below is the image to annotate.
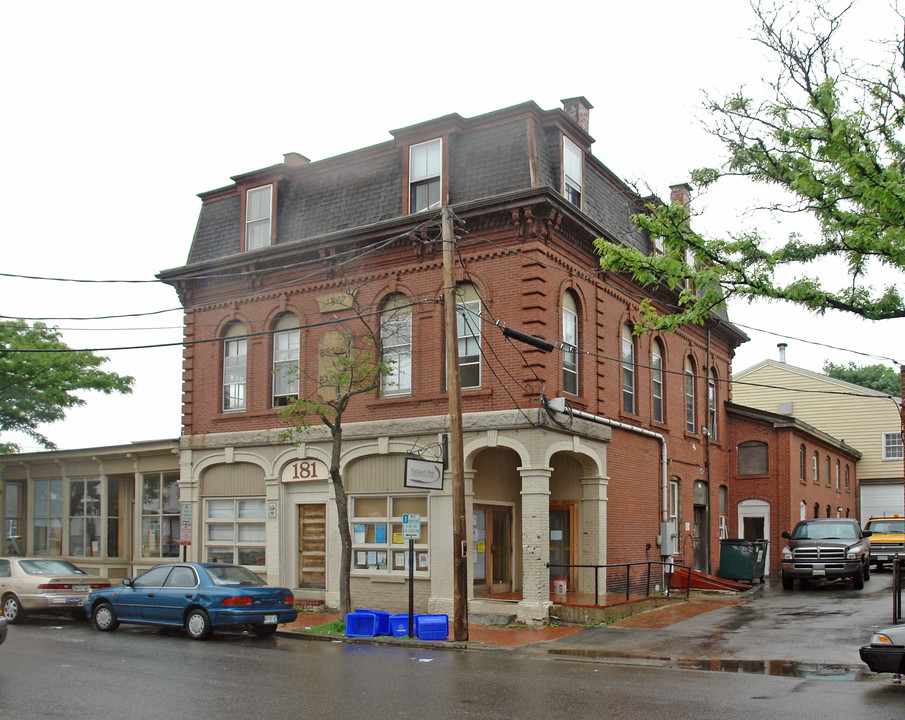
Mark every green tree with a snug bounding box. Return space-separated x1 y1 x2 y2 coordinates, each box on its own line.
595 0 905 331
0 320 134 455
823 360 902 395
279 301 395 618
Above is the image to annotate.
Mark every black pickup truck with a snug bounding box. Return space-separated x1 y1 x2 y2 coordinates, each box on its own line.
780 518 872 590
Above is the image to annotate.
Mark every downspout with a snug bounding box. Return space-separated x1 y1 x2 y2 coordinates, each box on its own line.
545 398 670 562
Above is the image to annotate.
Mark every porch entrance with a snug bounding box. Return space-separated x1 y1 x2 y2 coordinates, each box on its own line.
298 503 326 589
472 505 512 596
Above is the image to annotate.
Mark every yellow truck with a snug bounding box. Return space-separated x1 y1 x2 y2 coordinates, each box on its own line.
863 516 905 570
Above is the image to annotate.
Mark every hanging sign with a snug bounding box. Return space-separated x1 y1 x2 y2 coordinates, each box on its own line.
404 457 444 490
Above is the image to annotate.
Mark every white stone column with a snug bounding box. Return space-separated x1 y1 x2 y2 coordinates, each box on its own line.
517 466 553 626
580 474 609 596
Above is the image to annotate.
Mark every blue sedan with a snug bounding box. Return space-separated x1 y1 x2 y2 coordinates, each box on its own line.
85 563 298 640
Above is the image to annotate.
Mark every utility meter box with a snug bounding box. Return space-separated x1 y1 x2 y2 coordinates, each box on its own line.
659 521 677 555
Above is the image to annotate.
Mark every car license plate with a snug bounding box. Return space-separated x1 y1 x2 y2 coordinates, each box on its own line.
878 555 889 561
73 585 88 593
812 569 825 576
264 614 278 624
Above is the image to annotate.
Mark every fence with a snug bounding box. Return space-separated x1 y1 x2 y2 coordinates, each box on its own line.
546 561 692 605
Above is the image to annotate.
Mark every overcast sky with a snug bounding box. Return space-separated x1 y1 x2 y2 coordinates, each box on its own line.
2 0 902 452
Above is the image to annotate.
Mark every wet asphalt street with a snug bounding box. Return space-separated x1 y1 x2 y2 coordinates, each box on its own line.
534 566 901 676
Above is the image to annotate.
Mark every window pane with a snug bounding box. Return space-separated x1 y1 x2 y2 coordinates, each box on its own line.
238 548 265 566
238 499 266 519
354 497 387 518
393 497 427 517
208 500 235 520
208 524 234 542
238 523 265 542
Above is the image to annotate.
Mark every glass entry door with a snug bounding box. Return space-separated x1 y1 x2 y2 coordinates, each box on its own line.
472 505 512 595
549 503 575 589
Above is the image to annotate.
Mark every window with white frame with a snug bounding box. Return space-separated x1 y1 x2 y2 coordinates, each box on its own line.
4 481 25 556
718 486 728 539
273 314 300 406
825 455 831 486
651 339 664 423
799 445 807 482
140 472 180 559
245 185 273 250
351 495 429 576
33 478 63 556
835 460 840 490
562 136 582 207
813 451 819 483
69 477 101 557
380 295 413 396
883 431 903 460
455 284 481 389
669 479 680 532
410 139 441 213
223 323 248 411
685 356 696 433
845 464 850 489
707 368 718 440
204 498 266 566
622 324 635 414
562 293 578 395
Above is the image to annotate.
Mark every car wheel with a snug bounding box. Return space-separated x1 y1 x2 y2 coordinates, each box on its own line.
2 594 24 624
852 566 865 590
93 602 119 632
863 561 871 581
781 573 793 590
185 609 212 640
251 623 278 637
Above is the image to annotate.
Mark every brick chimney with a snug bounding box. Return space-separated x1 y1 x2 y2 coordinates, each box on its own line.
670 183 692 206
283 152 310 167
561 96 593 133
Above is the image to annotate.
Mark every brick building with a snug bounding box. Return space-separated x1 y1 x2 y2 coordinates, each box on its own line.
725 403 861 574
157 97 747 623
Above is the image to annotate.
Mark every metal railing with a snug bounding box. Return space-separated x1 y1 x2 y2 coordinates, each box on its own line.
546 561 693 605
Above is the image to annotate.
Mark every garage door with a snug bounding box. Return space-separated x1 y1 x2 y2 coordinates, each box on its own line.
861 483 905 523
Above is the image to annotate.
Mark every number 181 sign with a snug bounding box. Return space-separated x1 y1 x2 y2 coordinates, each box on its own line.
281 459 328 483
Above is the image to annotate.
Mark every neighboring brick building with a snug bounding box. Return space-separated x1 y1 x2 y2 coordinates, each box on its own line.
154 97 747 623
725 403 861 574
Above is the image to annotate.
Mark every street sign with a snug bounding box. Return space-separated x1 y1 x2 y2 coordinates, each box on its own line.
180 503 192 546
402 513 421 540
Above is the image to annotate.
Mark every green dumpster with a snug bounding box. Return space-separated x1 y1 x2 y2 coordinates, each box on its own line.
717 539 768 583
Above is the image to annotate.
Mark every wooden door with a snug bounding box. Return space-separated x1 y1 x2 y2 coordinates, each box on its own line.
298 504 326 589
472 505 512 595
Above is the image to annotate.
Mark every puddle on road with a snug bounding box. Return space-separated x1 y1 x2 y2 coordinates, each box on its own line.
548 648 869 681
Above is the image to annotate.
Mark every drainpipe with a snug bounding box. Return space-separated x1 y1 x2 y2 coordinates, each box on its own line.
545 398 670 562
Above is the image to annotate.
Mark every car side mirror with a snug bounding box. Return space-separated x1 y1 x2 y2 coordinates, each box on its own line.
123 578 133 587
781 531 791 539
862 530 872 538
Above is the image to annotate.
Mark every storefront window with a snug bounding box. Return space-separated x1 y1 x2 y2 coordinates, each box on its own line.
69 477 101 557
141 472 180 558
33 479 63 556
351 495 429 575
204 498 266 566
4 482 25 556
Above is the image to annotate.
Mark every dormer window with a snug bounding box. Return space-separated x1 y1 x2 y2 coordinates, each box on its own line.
563 136 582 207
410 139 441 213
245 185 273 250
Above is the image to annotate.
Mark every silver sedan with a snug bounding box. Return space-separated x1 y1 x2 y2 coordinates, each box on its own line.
0 557 111 623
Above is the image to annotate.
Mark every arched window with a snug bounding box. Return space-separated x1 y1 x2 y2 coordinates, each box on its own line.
380 295 412 396
835 460 841 490
800 501 807 521
621 324 636 414
799 445 807 482
825 455 831 486
737 441 768 475
272 314 300 406
845 464 850 489
813 502 820 518
718 486 729 538
562 292 578 395
707 367 718 440
684 356 696 433
812 451 819 483
455 283 481 389
223 322 248 411
651 339 664 423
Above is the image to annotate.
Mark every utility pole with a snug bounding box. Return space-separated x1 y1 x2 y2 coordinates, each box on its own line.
442 205 468 641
